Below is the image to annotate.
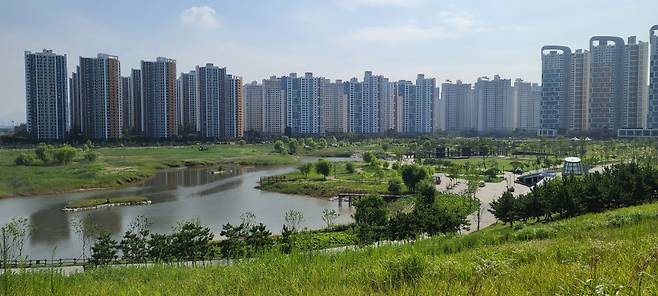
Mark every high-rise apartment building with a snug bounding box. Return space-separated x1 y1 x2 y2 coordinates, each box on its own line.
474 75 512 133
379 80 397 133
345 78 363 134
442 80 472 132
196 64 225 138
321 79 347 134
24 49 68 140
243 81 263 133
514 79 541 132
540 46 572 135
177 71 198 133
129 69 143 133
589 36 625 136
411 74 436 134
121 76 133 131
649 26 658 129
226 75 244 139
74 54 123 139
69 70 80 134
570 49 590 132
262 76 285 136
622 36 649 129
141 57 177 138
286 73 321 136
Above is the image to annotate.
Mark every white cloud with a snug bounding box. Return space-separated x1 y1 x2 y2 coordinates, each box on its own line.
179 6 220 29
345 11 487 45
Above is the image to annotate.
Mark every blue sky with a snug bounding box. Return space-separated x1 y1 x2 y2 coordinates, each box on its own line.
1 0 657 124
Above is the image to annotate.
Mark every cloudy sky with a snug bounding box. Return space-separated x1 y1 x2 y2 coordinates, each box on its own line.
1 0 656 124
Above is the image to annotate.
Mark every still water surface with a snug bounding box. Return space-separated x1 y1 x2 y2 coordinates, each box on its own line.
0 161 354 259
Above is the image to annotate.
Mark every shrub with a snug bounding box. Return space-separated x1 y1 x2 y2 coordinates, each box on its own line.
345 162 355 174
605 213 644 227
315 159 332 179
363 152 375 163
372 255 426 290
52 145 79 165
388 178 402 195
85 151 99 162
512 226 557 241
34 143 54 164
15 153 36 166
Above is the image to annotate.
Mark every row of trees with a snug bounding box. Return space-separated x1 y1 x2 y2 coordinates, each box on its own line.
354 181 471 244
15 143 98 166
490 163 658 226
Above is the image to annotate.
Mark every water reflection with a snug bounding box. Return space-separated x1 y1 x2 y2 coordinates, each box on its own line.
0 162 355 259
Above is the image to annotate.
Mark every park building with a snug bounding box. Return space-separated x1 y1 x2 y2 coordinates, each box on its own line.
562 157 587 176
24 49 68 140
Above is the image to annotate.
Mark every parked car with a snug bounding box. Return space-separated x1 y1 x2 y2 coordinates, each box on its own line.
479 181 486 187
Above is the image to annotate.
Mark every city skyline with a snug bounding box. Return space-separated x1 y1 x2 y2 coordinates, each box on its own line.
2 0 658 123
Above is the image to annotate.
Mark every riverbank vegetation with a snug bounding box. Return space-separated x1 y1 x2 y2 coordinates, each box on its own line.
4 199 658 294
64 196 150 210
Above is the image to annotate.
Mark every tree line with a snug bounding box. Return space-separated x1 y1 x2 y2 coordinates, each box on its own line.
490 163 658 226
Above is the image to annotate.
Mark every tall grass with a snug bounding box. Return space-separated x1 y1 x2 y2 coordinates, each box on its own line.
4 202 658 295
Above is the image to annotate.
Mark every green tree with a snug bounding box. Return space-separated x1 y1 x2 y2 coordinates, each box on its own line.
52 145 79 165
284 210 305 232
298 163 313 177
245 223 273 255
118 216 151 263
274 140 286 154
354 195 388 244
489 191 517 227
388 178 403 195
345 161 355 174
315 159 332 179
89 233 118 266
400 164 429 193
170 220 215 261
321 208 339 227
34 143 53 164
288 139 298 155
363 151 375 163
219 223 248 259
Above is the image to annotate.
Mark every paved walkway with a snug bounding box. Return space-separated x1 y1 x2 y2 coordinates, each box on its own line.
435 172 530 233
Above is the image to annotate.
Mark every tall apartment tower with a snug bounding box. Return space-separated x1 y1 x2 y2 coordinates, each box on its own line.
69 70 80 135
286 73 321 136
74 54 122 139
589 36 625 136
177 71 198 133
570 49 590 132
412 74 436 134
262 76 285 136
141 57 177 138
622 36 649 129
395 80 415 134
649 26 658 129
24 49 68 140
514 79 541 132
540 46 572 135
379 80 397 133
441 80 472 132
474 75 512 134
321 79 348 134
121 76 133 130
345 78 363 134
196 64 225 139
129 69 143 133
243 81 263 133
226 75 244 139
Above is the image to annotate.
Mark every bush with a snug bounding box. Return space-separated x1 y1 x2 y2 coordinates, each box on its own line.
388 178 402 195
34 143 54 164
605 213 644 227
85 151 99 162
371 255 426 290
363 152 375 163
52 145 79 165
345 162 355 174
15 153 36 166
512 226 558 241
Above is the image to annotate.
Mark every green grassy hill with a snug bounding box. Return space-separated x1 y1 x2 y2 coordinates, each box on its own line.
6 202 658 295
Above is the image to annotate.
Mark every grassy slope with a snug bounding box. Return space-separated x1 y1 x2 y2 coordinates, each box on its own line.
0 144 296 197
7 202 658 295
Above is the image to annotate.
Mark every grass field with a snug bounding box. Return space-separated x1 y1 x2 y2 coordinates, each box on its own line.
4 201 658 295
64 196 150 209
0 144 297 198
259 161 402 198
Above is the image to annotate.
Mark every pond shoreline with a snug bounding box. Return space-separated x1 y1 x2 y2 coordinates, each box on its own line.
63 200 152 212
